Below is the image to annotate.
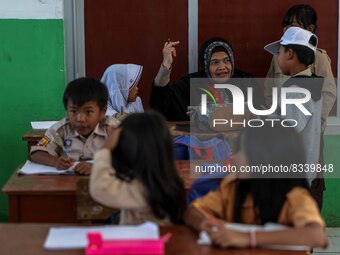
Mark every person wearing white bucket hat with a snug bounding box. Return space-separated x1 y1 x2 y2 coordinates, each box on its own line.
264 5 335 211
264 5 336 133
264 26 318 57
264 27 323 192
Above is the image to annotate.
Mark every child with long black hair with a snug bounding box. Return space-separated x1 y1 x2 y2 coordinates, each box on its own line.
184 123 327 249
90 111 186 225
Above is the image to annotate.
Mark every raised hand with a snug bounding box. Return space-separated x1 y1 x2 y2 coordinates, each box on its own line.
162 40 180 69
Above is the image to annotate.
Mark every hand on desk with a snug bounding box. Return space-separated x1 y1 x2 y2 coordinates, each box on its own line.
56 157 92 175
55 156 75 170
73 162 92 175
206 222 250 248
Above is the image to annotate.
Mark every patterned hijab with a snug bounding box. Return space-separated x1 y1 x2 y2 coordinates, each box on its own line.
199 38 235 78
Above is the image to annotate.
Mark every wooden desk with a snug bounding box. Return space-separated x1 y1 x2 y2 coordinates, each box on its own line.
2 171 80 223
0 223 308 255
2 161 194 223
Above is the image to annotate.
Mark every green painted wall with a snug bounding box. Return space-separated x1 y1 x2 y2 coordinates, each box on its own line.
0 19 65 221
323 135 340 226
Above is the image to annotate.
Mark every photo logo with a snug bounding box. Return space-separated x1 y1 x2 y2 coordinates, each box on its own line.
201 84 311 116
199 83 312 128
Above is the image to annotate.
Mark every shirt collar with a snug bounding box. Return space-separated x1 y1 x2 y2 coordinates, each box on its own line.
294 68 312 77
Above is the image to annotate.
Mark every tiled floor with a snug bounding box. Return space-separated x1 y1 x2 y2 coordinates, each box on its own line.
314 228 340 254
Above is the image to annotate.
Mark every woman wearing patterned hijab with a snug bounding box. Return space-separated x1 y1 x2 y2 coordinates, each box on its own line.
101 64 144 117
150 38 264 121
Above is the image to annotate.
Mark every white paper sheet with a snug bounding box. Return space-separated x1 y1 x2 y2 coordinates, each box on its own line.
17 160 75 175
44 222 159 250
31 121 58 129
197 223 309 251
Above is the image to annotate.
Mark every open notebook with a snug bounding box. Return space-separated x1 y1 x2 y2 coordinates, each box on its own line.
44 222 159 250
198 222 309 251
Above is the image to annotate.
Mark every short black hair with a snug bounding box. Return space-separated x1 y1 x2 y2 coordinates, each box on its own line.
283 44 315 66
282 4 317 32
63 77 108 110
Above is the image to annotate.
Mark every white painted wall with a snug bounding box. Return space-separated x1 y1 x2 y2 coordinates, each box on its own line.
0 0 63 19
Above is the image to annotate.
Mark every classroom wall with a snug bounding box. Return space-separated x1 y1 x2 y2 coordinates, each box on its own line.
0 0 65 221
84 0 189 108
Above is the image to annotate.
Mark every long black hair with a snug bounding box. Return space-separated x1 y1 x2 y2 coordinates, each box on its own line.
233 123 309 224
111 111 186 224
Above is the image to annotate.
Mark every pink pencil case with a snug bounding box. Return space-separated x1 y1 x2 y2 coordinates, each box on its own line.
86 232 171 255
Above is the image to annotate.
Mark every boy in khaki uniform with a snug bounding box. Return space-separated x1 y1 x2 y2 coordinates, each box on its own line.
264 5 336 132
31 77 120 175
264 4 336 210
266 49 336 132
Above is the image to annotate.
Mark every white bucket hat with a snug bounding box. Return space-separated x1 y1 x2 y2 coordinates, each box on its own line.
264 27 318 55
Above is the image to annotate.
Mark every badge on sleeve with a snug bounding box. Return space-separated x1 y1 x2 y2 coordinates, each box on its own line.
37 136 50 147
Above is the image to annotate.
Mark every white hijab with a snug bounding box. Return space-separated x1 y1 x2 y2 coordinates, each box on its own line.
101 64 144 116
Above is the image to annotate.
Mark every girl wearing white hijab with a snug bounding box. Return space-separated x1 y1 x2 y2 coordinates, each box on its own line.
101 64 144 116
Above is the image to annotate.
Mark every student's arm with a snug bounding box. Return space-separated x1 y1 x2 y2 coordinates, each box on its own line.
89 129 147 208
184 206 225 232
30 128 75 170
90 148 147 208
184 186 226 231
207 223 326 248
30 151 73 169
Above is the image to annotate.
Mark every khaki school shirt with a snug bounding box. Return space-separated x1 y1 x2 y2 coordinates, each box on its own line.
265 48 337 132
195 177 325 228
90 148 172 225
30 116 120 160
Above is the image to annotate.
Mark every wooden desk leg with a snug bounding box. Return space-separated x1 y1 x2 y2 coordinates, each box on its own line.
8 195 19 222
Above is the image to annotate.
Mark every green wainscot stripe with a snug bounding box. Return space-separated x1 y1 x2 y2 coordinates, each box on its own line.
0 19 65 221
323 135 340 226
